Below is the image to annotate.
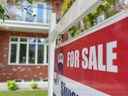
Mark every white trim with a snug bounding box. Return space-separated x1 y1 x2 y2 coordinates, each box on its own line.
3 20 49 26
35 41 38 64
16 38 20 64
8 38 11 65
8 64 48 66
26 39 29 64
44 44 47 64
56 10 128 48
0 20 49 33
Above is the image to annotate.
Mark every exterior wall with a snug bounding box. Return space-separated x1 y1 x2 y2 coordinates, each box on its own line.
51 0 62 20
0 31 48 82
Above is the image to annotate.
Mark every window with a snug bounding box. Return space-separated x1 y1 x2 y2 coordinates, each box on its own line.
37 4 44 22
36 3 49 23
9 37 48 65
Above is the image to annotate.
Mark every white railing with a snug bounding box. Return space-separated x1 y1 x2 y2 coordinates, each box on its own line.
56 10 128 48
6 3 51 24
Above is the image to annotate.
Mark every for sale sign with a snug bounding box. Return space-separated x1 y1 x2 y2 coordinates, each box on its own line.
54 17 128 96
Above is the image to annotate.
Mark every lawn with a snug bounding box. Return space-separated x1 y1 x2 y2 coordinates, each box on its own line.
0 89 48 96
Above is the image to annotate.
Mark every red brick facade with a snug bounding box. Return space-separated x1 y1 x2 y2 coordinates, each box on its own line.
0 31 48 82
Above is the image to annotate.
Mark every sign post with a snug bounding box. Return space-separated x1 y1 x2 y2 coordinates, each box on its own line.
48 13 56 96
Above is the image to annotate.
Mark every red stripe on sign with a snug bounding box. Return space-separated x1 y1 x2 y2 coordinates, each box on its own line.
55 17 128 96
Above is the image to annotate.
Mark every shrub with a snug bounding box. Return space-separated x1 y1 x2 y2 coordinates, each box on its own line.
7 80 17 91
30 80 38 89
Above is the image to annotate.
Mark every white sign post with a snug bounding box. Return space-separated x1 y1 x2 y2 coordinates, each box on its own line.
48 13 56 96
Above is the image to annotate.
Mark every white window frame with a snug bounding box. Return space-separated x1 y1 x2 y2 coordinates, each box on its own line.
8 36 48 65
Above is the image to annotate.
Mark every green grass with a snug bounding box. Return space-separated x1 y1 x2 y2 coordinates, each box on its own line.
0 89 48 96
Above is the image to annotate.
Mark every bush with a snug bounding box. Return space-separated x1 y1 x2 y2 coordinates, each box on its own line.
30 80 38 89
7 80 17 91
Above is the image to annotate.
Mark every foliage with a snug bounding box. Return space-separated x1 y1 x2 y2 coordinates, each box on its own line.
87 13 96 26
96 5 106 15
96 0 117 16
16 0 33 4
30 80 38 89
69 25 80 38
7 80 18 91
27 0 33 4
83 12 97 29
83 0 118 29
104 0 117 5
43 0 51 3
57 0 120 44
0 4 9 22
61 0 75 16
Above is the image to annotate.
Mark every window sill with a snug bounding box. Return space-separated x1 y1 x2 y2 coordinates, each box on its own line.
8 64 48 66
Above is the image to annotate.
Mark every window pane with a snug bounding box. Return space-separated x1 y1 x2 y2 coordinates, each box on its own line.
38 38 48 44
19 44 27 63
10 44 17 63
11 37 18 41
20 38 27 42
29 44 36 64
38 38 45 43
38 45 44 63
46 45 48 63
37 4 44 22
29 38 36 43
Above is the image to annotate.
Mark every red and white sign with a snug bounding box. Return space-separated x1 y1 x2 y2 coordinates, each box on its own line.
54 17 128 96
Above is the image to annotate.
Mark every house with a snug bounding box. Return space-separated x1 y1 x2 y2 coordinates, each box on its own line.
0 0 51 82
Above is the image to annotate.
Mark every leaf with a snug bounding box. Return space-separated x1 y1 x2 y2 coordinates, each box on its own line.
27 0 33 4
104 0 116 5
0 4 9 22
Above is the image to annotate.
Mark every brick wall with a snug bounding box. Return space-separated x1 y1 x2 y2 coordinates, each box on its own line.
0 31 48 82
